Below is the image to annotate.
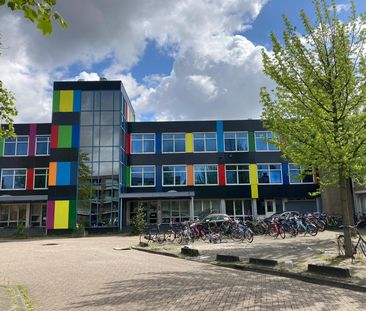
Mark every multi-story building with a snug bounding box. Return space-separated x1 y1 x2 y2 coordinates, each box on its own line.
0 80 321 233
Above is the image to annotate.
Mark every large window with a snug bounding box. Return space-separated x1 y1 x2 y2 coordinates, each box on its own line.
225 200 252 221
194 165 218 185
194 200 221 219
255 131 280 151
288 164 314 184
162 133 185 153
0 204 26 227
163 165 186 186
1 169 27 190
257 164 282 184
225 164 250 184
193 133 217 152
4 136 29 156
36 135 50 155
34 168 49 189
161 200 190 223
130 166 155 187
131 134 155 154
224 132 248 152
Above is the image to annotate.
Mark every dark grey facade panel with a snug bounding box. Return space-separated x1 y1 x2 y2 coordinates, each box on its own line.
13 124 30 135
0 190 48 196
36 124 51 134
48 186 77 199
52 112 80 125
258 184 318 199
128 121 217 133
54 81 122 91
223 120 263 131
0 156 50 168
50 149 78 162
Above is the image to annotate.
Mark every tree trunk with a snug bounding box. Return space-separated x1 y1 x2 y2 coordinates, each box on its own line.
339 170 354 258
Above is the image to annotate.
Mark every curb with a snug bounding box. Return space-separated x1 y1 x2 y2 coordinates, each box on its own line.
13 286 27 311
132 246 366 293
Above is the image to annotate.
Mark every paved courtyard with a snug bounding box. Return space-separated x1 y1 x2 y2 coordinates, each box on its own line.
1 236 366 311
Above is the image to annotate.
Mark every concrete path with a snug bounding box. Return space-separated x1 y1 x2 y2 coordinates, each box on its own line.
0 236 366 310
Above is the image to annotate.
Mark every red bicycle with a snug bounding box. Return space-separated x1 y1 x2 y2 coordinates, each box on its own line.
269 218 285 239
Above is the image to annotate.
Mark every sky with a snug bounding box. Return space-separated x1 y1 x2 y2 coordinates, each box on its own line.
0 0 364 123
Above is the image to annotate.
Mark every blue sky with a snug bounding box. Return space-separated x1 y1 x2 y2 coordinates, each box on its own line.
0 0 363 123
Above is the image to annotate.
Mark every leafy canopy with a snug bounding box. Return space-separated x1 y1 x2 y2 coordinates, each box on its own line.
260 0 366 188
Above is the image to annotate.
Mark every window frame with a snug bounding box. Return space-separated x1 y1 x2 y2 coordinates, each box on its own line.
35 135 51 156
33 168 49 190
193 164 218 186
193 132 217 153
161 133 186 154
257 163 283 185
223 131 249 152
130 133 156 154
162 165 187 186
130 165 156 187
288 164 314 184
254 131 280 152
0 168 27 190
225 164 250 185
3 136 29 157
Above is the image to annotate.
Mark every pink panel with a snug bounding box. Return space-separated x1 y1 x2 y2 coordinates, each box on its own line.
47 201 55 229
29 124 36 156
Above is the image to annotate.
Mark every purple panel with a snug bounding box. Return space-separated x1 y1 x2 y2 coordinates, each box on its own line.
29 124 36 156
47 201 55 229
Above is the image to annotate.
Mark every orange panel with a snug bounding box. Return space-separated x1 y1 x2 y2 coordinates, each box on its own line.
49 162 57 186
187 165 194 186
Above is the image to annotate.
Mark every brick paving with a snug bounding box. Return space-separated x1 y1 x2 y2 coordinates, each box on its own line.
0 236 366 310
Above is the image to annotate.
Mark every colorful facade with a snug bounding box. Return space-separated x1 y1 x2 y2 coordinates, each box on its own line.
0 80 321 232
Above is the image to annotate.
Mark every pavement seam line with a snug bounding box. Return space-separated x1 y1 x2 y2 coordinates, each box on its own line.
13 286 28 311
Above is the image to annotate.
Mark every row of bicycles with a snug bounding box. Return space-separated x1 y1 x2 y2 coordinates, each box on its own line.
143 212 343 244
144 218 254 245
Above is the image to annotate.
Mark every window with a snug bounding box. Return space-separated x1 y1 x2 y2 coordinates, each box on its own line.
255 131 280 151
131 134 155 154
225 200 252 221
194 200 221 218
130 166 155 187
4 136 29 156
257 164 282 184
163 165 187 186
225 164 250 184
162 133 186 153
194 165 218 185
224 132 248 152
34 168 49 189
0 204 26 227
35 135 50 155
1 169 27 190
288 164 314 184
193 133 217 152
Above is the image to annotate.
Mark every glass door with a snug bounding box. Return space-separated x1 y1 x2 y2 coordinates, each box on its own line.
265 200 276 218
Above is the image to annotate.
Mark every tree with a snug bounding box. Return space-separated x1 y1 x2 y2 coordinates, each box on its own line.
130 206 146 242
0 0 67 138
260 0 366 257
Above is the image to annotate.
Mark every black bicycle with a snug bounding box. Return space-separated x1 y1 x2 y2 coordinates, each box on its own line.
144 223 165 244
337 222 366 257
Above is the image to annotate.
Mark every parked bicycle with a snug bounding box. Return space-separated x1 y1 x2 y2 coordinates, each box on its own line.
337 222 366 257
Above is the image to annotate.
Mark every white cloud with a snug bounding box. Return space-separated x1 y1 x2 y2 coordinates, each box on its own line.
0 0 271 123
335 4 351 13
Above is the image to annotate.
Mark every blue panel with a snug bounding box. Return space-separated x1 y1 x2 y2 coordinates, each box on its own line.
56 162 71 185
156 133 161 154
216 121 224 152
73 91 81 112
72 126 80 148
156 166 162 192
70 162 78 185
282 163 289 185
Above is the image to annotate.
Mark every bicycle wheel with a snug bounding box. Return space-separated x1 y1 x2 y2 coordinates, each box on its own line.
176 232 183 244
279 227 286 239
308 225 318 236
245 229 254 243
337 235 345 256
360 240 366 257
166 230 176 242
156 232 165 244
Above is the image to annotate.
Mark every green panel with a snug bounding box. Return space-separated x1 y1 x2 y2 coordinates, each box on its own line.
126 166 130 187
249 132 255 152
53 91 60 113
0 138 4 156
58 126 72 148
68 200 77 229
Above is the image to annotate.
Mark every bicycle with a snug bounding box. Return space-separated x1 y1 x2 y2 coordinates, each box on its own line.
337 222 366 257
144 223 165 244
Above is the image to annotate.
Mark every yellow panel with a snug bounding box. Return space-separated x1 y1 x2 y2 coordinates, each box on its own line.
59 90 74 112
186 133 193 152
54 200 69 229
251 184 259 199
249 164 258 184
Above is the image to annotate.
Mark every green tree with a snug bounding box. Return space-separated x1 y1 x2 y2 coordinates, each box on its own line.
260 0 366 257
130 206 146 242
0 0 67 138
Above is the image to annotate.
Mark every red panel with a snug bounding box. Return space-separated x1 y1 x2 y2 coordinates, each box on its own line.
50 125 58 149
218 164 225 185
126 133 131 154
26 168 34 190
